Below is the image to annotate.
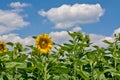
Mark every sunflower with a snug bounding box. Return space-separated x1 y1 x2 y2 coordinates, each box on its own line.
0 42 7 53
35 34 52 54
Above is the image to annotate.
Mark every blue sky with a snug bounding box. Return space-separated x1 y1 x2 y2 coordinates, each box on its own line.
0 0 120 46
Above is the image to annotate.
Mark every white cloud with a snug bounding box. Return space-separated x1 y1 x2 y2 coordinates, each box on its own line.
49 31 71 44
10 2 30 8
39 3 104 29
0 34 34 45
72 26 82 32
103 37 114 42
0 10 29 34
9 2 31 13
89 34 107 47
90 34 105 42
92 27 120 46
113 27 120 35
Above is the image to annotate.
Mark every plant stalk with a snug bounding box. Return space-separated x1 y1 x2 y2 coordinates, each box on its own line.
44 55 48 80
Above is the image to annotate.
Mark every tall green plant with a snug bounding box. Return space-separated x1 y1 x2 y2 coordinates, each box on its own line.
1 32 120 80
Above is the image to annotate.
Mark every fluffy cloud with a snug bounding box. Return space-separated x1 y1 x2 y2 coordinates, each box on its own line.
10 2 30 8
72 26 82 32
0 9 29 34
0 34 34 45
49 31 71 44
89 34 107 47
39 3 104 29
103 37 114 42
113 27 120 35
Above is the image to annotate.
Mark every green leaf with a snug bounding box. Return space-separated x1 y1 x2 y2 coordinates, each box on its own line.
51 75 59 80
77 69 89 80
50 66 70 74
3 75 9 80
6 62 26 68
112 72 120 77
93 45 99 49
32 36 37 39
85 34 90 43
59 74 70 80
98 73 106 80
77 32 84 41
67 31 76 39
69 40 74 44
15 42 23 52
103 40 113 45
7 42 14 47
13 54 28 62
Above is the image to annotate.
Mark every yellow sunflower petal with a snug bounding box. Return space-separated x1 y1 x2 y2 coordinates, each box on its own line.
0 41 7 53
35 34 52 54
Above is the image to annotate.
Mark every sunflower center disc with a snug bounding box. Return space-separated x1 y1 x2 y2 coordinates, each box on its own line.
41 41 47 48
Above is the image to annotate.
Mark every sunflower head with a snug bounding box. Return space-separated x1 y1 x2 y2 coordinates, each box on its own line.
35 34 52 54
0 42 7 53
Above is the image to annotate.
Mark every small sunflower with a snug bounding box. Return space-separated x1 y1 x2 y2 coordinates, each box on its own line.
0 42 7 53
35 34 52 54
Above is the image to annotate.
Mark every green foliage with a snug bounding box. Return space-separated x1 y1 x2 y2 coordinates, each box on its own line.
1 32 120 80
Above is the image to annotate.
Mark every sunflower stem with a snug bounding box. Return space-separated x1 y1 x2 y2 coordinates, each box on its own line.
44 63 47 80
44 55 48 80
38 69 41 80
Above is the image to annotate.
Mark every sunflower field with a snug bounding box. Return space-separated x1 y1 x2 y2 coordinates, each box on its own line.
0 31 120 80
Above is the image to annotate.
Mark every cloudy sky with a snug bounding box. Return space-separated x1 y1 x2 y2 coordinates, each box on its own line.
0 0 120 46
